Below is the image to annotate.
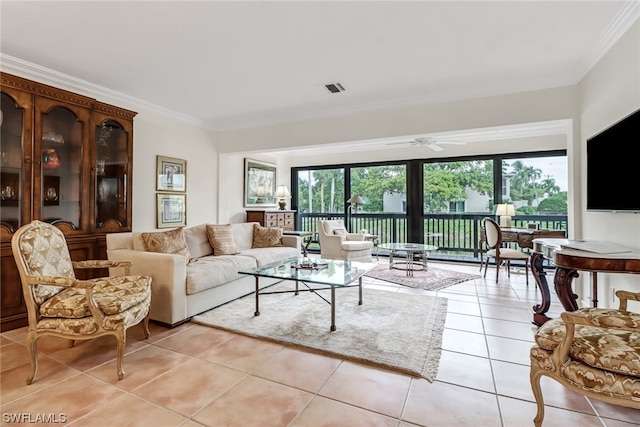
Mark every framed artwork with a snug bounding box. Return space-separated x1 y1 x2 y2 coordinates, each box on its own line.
156 156 186 192
156 193 186 228
244 158 277 207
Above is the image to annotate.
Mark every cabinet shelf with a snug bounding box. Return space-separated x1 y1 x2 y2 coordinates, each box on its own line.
1 73 137 331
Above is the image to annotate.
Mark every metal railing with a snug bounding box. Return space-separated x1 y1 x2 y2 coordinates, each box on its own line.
298 212 568 263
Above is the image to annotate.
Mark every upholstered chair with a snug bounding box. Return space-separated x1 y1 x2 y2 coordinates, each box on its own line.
530 290 640 426
316 219 373 262
482 216 530 285
11 220 152 384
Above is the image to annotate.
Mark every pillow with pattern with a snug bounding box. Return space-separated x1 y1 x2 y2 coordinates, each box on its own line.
252 224 284 248
141 228 192 258
206 224 240 255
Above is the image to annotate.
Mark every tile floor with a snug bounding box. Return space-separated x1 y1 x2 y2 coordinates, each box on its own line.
1 260 639 426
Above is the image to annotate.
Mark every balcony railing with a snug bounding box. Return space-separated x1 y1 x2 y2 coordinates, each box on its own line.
298 212 568 263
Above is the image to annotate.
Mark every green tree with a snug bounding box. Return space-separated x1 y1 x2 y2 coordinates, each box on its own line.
423 161 493 212
537 194 568 214
508 161 542 206
351 165 406 212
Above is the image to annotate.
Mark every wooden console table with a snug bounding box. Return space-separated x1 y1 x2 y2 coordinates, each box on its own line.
530 238 640 326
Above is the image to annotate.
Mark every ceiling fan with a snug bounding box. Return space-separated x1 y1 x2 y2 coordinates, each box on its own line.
385 136 467 152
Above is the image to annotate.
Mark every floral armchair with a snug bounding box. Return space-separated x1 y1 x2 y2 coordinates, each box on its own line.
11 220 152 384
530 290 640 426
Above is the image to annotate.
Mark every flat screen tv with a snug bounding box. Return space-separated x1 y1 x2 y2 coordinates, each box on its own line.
586 108 640 212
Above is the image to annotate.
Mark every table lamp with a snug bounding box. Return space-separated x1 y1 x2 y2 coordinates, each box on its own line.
346 195 365 213
274 185 291 210
495 203 515 227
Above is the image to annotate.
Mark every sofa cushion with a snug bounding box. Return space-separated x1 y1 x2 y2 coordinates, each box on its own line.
186 255 257 295
231 222 258 251
240 247 300 268
183 224 214 258
252 224 284 248
141 228 192 258
206 224 240 255
341 241 372 251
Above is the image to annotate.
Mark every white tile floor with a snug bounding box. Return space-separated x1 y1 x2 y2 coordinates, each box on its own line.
1 260 639 426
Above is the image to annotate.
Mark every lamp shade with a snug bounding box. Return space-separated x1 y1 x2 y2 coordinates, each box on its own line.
274 185 291 198
495 203 515 216
346 195 365 205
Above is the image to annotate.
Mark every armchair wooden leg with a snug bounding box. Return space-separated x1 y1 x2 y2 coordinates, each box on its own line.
530 368 545 427
115 330 126 380
26 331 38 385
142 313 150 340
495 258 500 283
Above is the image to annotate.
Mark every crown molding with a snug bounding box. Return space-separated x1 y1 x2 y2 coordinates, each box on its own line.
577 0 640 81
0 53 212 129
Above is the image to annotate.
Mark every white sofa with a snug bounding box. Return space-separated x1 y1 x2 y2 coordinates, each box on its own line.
106 222 301 327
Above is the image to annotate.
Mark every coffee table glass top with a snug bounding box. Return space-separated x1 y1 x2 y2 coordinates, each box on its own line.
239 257 376 287
378 243 438 252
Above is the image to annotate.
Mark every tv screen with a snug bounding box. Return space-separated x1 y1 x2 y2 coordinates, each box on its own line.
586 108 640 212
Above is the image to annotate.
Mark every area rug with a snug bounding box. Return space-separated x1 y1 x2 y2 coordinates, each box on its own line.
192 282 448 382
365 264 480 291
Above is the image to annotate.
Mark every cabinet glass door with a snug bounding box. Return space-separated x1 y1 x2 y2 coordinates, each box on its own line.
0 91 29 235
95 119 129 229
36 103 86 231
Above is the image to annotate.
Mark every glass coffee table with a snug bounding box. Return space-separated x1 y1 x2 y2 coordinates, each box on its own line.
378 243 438 277
239 257 377 331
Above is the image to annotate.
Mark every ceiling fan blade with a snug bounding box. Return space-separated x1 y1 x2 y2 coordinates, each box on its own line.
436 140 466 145
427 144 444 152
385 141 415 146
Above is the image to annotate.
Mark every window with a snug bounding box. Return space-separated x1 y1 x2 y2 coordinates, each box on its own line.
350 165 406 213
296 168 344 213
449 201 465 212
501 156 567 215
424 160 493 213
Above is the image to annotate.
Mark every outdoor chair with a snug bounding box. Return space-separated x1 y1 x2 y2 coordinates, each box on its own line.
11 220 152 384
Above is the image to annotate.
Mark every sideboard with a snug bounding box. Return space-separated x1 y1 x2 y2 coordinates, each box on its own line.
246 209 296 231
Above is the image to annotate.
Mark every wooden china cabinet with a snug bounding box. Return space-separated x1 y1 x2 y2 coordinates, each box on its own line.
0 73 137 331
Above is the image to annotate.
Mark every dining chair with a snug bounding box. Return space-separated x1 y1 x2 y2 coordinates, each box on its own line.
482 216 530 285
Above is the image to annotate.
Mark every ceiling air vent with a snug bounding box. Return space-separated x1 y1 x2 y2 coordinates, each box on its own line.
324 82 346 94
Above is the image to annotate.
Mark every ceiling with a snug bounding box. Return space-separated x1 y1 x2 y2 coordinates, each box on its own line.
1 1 637 138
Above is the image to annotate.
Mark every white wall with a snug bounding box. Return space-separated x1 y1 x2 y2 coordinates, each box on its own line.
132 112 218 230
577 20 640 307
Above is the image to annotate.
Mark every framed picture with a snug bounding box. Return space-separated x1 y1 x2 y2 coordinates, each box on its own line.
156 156 186 192
156 193 186 228
244 158 277 207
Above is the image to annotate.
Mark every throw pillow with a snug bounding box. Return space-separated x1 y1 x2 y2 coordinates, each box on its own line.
252 224 284 248
141 228 192 258
333 227 347 236
206 224 240 255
